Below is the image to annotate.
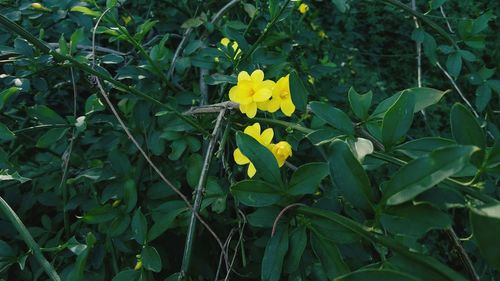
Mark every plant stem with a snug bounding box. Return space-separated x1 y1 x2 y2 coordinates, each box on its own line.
0 196 61 281
180 107 227 276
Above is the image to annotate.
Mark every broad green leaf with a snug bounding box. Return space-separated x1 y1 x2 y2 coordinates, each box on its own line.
348 87 372 120
381 204 452 238
35 128 69 148
108 215 130 237
335 268 422 281
472 11 494 34
284 226 307 273
247 207 281 228
70 6 101 17
310 217 359 244
111 270 138 281
383 145 479 205
131 208 147 245
288 162 328 196
382 92 415 149
289 70 308 112
0 87 19 110
231 180 281 207
329 140 375 212
83 205 119 224
142 246 162 272
262 225 289 281
372 88 446 118
148 207 187 242
331 0 347 12
236 132 282 185
108 149 132 176
123 179 137 213
429 0 447 9
446 52 462 78
0 123 15 141
27 105 66 124
470 203 500 271
311 233 349 279
450 103 486 148
395 137 455 159
475 84 491 112
310 102 354 135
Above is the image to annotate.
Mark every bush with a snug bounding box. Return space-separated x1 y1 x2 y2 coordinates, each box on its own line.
0 0 499 280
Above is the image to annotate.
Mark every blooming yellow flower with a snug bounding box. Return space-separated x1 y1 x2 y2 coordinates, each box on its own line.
270 141 293 167
233 123 274 177
298 3 309 14
229 70 275 118
266 74 295 116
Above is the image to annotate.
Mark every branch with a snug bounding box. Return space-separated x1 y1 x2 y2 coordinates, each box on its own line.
47 43 126 56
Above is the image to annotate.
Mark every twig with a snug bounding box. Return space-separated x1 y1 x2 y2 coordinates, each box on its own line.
200 68 209 105
439 6 454 34
47 43 126 56
445 228 479 281
181 106 228 276
271 203 307 237
183 101 239 115
435 62 479 118
0 196 61 281
168 28 192 79
223 209 247 281
210 0 240 24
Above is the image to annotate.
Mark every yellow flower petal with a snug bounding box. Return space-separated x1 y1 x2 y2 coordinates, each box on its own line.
238 71 251 81
245 102 258 118
234 148 250 165
244 123 261 139
257 101 269 111
221 37 230 47
253 88 272 102
250 70 264 82
247 163 257 178
260 128 274 146
281 99 296 116
266 97 281 113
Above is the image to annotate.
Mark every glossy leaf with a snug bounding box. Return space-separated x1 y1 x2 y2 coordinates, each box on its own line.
470 203 500 271
288 162 328 196
450 103 486 148
231 180 282 207
381 92 415 149
142 246 162 272
284 226 307 273
289 70 309 111
311 232 349 279
348 87 372 120
0 123 15 141
262 225 289 281
310 102 354 135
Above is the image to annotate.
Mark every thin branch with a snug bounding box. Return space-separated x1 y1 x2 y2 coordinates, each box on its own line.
181 106 228 275
439 6 454 34
47 43 126 56
445 228 479 281
168 28 192 79
271 203 307 237
183 101 239 115
0 196 61 281
223 209 247 281
435 62 479 118
210 0 240 24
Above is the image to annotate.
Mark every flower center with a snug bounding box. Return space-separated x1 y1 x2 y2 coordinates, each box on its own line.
280 90 289 99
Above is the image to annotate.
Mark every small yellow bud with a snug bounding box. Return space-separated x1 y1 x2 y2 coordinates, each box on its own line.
112 200 121 208
31 3 50 11
134 260 142 271
298 3 309 14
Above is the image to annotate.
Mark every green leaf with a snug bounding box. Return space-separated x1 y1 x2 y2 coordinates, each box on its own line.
335 269 422 281
231 180 282 207
470 204 500 271
328 140 375 212
0 87 19 110
331 0 347 12
27 105 67 124
429 0 447 10
381 204 452 238
247 207 281 228
108 215 130 237
262 225 289 281
123 179 137 213
446 52 462 78
383 145 479 206
70 6 101 17
0 123 15 141
310 102 354 135
111 270 139 281
311 233 349 279
310 217 359 244
475 84 491 112
348 87 372 120
288 162 328 196
0 170 30 183
236 132 282 185
181 17 204 29
284 226 307 273
472 11 494 34
395 137 456 159
70 28 84 54
381 92 415 149
108 149 132 176
148 206 187 242
131 208 147 245
289 70 309 112
83 205 119 224
141 246 162 272
450 103 486 148
372 88 446 118
35 128 69 148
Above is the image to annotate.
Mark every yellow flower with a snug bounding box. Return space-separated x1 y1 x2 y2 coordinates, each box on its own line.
270 141 293 167
298 3 309 14
266 74 295 116
318 30 327 39
229 70 275 118
220 37 241 58
233 123 274 177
